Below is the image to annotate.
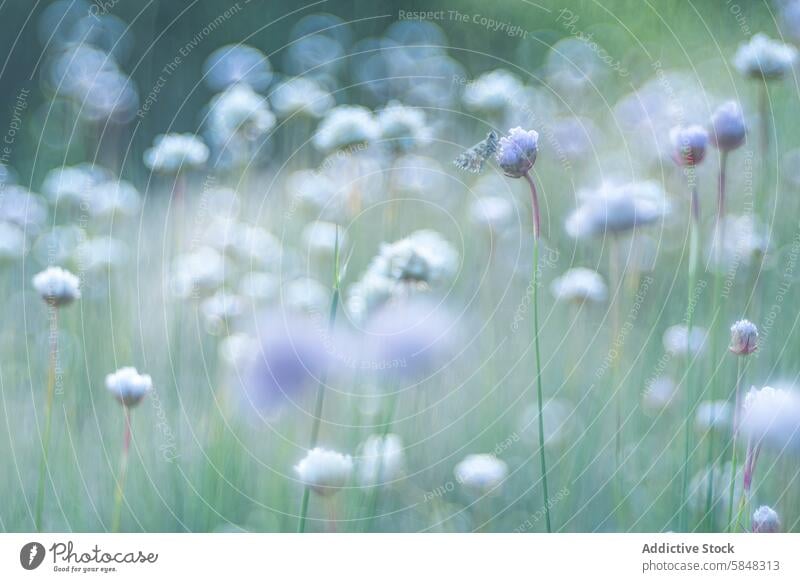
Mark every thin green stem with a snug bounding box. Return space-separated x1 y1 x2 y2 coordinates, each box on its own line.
35 307 58 532
523 171 551 533
297 228 341 533
680 183 700 532
111 407 132 532
726 356 744 532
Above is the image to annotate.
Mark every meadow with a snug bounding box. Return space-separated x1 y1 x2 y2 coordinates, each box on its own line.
1 0 799 533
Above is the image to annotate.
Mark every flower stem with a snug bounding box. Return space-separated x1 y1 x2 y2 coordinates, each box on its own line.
679 183 700 532
297 228 341 533
111 407 132 532
35 307 58 532
524 171 552 533
726 356 744 532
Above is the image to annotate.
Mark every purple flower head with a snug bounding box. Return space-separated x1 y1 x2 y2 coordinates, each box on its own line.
730 319 758 356
670 124 708 167
496 127 538 178
246 312 335 410
709 101 746 152
362 300 456 380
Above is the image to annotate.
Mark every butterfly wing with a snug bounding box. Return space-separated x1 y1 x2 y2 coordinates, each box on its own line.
453 131 499 174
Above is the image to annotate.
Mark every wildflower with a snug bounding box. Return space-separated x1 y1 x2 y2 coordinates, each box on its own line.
362 300 456 378
357 434 405 487
105 366 153 407
200 291 243 334
566 181 669 238
346 230 459 320
0 222 27 261
709 101 746 152
670 125 709 167
550 268 607 304
302 221 346 258
495 127 539 178
752 505 781 533
0 186 47 233
643 376 677 411
208 83 276 144
245 313 333 409
695 401 732 432
271 76 334 118
312 105 379 152
663 324 707 357
376 101 431 152
284 277 330 314
203 44 273 91
294 447 353 496
41 164 111 208
87 180 141 218
469 196 514 233
144 133 209 173
730 319 758 356
170 247 226 299
32 266 81 306
734 33 797 80
454 454 508 494
740 386 800 453
238 271 279 303
461 69 524 114
518 399 574 448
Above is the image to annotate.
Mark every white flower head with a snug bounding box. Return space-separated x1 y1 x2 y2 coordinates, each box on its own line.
695 400 732 433
295 447 353 496
32 266 81 306
208 83 276 143
313 105 379 152
469 196 514 233
566 181 669 239
201 291 243 334
663 324 707 357
302 221 345 258
105 366 153 407
377 101 431 152
734 33 797 80
741 386 800 453
752 505 781 533
357 433 405 487
144 133 209 174
462 69 524 113
271 76 334 118
550 267 607 304
454 454 508 494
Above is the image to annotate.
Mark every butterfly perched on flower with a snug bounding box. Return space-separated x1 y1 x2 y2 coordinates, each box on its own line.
453 131 499 174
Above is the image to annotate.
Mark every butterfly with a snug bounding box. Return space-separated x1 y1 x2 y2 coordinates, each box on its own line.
453 131 499 174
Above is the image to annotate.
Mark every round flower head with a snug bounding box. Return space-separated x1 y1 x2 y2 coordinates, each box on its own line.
730 319 758 355
734 33 797 80
294 447 353 496
709 101 746 152
270 76 333 119
566 181 669 238
461 69 524 113
454 454 508 494
550 267 607 304
695 400 732 433
663 324 707 357
496 127 538 178
377 101 431 152
752 505 781 533
469 196 514 233
144 133 209 174
105 366 153 407
203 44 272 92
741 386 800 453
32 266 81 306
357 433 405 487
312 105 379 152
670 124 709 166
208 83 276 143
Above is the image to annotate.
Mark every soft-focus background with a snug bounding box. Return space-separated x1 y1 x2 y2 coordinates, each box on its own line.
1 0 799 532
